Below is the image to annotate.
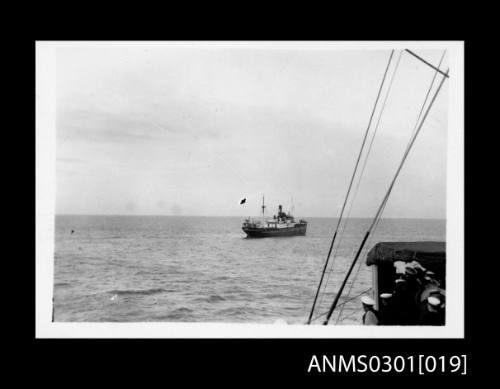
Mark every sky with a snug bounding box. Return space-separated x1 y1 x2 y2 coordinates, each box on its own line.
55 44 448 218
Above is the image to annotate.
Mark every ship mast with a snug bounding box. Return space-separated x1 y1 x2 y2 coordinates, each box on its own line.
261 195 266 219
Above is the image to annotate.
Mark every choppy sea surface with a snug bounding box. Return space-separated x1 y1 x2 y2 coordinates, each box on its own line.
53 216 445 324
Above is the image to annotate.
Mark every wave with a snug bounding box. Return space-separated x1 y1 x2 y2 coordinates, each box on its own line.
158 307 194 320
107 288 168 296
208 294 226 302
215 306 254 316
193 294 226 303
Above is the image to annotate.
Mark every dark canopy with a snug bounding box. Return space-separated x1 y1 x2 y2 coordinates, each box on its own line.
366 241 445 278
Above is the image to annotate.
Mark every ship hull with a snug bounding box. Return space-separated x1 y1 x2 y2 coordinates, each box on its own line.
242 224 307 238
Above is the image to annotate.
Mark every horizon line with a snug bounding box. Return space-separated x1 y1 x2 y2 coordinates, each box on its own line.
54 213 446 220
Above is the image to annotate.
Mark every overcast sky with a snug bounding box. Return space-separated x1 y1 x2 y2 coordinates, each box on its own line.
56 44 448 218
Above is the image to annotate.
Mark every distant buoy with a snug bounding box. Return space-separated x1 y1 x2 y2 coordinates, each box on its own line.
71 229 75 234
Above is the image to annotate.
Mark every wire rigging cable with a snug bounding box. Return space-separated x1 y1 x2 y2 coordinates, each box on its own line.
333 47 403 321
322 66 449 326
307 50 395 324
406 50 447 150
310 287 372 323
334 250 366 323
312 52 400 323
372 68 449 230
312 50 403 323
374 50 447 226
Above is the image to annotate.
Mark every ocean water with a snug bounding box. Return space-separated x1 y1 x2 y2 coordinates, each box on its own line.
53 216 445 324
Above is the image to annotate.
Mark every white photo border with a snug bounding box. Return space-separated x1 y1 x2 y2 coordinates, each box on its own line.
36 40 464 338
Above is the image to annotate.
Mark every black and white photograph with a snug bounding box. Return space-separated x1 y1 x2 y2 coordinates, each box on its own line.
35 41 464 338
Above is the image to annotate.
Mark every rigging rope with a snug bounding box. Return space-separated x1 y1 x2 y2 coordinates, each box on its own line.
334 251 366 323
334 217 386 324
334 46 444 323
310 287 372 323
334 198 392 324
315 50 404 321
322 67 449 325
307 50 395 324
370 68 449 230
406 50 447 150
366 52 448 242
373 50 447 227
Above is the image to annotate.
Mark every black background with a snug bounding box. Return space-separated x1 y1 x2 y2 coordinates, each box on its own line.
20 13 479 382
